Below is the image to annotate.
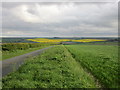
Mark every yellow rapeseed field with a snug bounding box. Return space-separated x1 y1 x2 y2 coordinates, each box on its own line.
27 38 71 43
27 38 106 43
72 39 106 42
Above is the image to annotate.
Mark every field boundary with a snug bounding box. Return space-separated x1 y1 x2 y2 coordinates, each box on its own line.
63 45 103 88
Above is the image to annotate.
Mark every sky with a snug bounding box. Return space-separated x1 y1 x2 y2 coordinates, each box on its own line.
1 0 119 37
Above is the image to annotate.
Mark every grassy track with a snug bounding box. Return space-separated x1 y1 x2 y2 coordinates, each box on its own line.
2 46 98 88
1 46 49 61
65 45 119 88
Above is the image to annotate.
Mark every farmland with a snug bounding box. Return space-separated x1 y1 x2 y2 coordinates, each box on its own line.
1 38 109 61
1 37 119 88
1 1 119 89
27 38 106 43
65 45 119 88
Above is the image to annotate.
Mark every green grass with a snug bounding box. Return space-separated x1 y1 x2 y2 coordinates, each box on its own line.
65 45 119 88
2 46 98 88
74 41 118 45
85 41 118 45
1 46 49 61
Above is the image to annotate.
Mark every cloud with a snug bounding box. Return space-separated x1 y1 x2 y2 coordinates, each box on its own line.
2 0 119 2
11 3 79 23
2 2 118 37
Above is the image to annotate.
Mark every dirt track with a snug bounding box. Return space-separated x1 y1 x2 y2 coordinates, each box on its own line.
1 46 54 77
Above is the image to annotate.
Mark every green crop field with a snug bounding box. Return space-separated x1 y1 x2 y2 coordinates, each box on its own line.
65 45 119 88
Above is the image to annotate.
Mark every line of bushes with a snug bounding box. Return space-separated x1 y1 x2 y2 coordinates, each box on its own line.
2 43 53 52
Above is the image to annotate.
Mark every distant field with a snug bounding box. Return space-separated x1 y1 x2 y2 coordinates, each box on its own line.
65 45 119 88
2 38 36 43
27 38 106 43
2 46 98 88
78 41 118 45
2 37 118 45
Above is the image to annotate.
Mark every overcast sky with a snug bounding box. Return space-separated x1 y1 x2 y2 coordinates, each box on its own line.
1 0 118 37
